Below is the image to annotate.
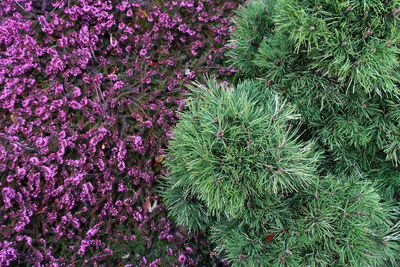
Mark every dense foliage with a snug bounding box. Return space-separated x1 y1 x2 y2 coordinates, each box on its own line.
163 78 321 221
228 0 400 185
0 0 241 265
3 0 400 265
162 78 400 266
162 0 400 266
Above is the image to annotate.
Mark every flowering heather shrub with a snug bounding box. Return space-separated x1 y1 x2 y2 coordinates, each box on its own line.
0 0 241 265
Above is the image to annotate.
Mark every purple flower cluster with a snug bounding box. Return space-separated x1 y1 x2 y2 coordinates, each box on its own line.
0 0 238 265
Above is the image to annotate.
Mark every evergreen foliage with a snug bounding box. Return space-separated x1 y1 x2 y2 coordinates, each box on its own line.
162 78 321 226
226 0 276 76
228 0 400 180
161 78 400 266
211 177 398 266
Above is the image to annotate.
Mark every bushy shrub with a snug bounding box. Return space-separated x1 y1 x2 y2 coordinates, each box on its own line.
163 77 321 219
162 78 400 266
0 0 241 265
228 0 400 181
162 77 321 228
211 176 398 266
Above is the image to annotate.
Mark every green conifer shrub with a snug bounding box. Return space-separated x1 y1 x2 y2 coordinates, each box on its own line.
161 78 321 229
211 176 398 266
228 0 400 184
160 78 400 266
226 0 276 76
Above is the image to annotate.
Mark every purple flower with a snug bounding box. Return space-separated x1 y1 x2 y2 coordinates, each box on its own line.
178 254 186 264
140 49 147 56
187 71 195 79
166 247 173 255
69 100 82 110
35 137 48 148
72 87 81 98
186 247 194 254
0 241 18 266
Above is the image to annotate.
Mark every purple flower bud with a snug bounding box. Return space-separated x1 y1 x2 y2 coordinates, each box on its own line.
140 49 147 56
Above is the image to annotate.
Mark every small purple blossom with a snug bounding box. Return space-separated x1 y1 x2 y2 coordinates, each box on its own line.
178 253 186 264
139 49 147 56
186 246 194 254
